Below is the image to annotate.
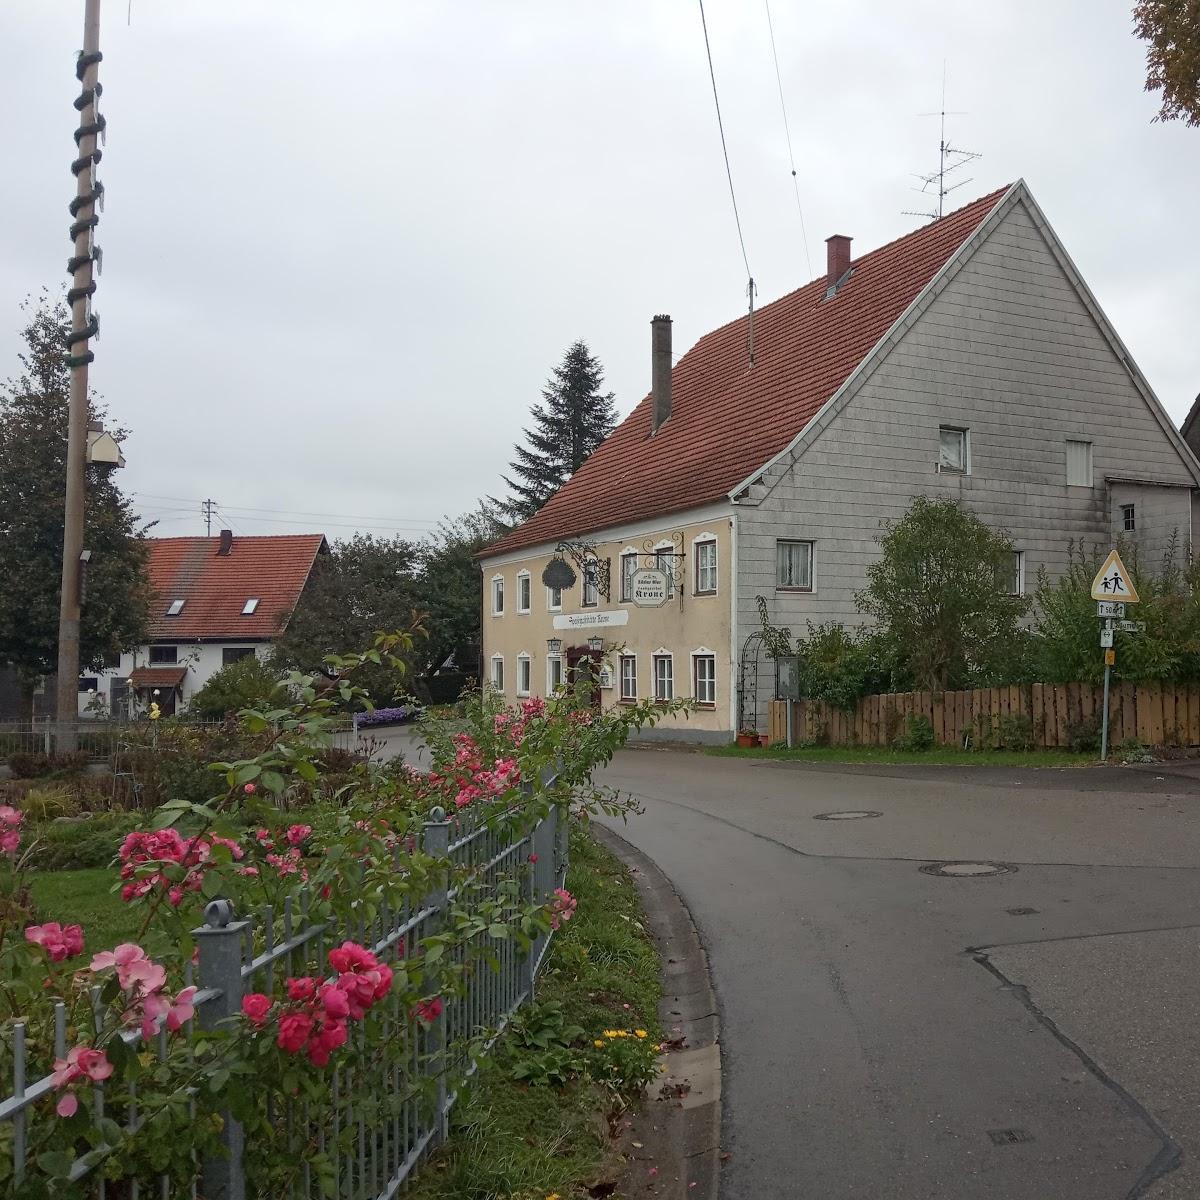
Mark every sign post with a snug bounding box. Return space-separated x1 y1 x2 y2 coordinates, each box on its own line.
1091 550 1140 762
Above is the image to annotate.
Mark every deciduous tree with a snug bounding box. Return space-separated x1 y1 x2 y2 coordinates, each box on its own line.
855 496 1028 691
1134 0 1200 126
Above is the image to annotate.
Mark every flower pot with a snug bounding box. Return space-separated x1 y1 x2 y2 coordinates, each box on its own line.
757 734 770 748
736 733 757 748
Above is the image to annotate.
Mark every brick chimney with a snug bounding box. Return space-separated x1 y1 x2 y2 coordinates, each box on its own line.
217 528 233 556
651 314 672 435
825 235 852 297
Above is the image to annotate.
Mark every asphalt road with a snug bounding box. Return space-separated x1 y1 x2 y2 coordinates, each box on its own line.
596 750 1200 1200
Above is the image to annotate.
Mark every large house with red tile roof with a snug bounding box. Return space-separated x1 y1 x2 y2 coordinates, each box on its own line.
479 181 1200 741
80 530 326 717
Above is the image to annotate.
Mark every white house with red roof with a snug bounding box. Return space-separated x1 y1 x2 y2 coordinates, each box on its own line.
80 530 326 717
479 181 1200 741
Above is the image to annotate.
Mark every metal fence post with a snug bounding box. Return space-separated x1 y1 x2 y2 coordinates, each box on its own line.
195 899 249 1200
554 801 569 888
422 806 451 1147
518 782 537 1004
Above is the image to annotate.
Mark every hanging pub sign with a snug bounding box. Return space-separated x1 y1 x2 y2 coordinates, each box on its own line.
631 567 670 608
541 556 577 591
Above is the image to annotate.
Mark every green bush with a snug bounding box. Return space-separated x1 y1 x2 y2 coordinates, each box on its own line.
796 622 898 711
28 812 143 870
997 712 1034 752
893 714 935 752
19 784 79 821
186 654 286 719
1065 712 1102 753
5 750 90 779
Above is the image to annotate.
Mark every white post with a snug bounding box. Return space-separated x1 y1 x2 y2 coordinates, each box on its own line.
1100 662 1112 762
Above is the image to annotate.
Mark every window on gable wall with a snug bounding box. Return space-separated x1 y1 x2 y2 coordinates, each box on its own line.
998 551 1024 596
938 426 968 474
1066 439 1093 487
1121 504 1136 532
776 540 813 590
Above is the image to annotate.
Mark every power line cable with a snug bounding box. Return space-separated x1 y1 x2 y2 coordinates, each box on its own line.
697 0 751 281
130 491 440 529
763 0 812 279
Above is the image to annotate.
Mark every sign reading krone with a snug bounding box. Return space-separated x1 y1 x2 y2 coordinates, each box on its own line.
630 567 670 608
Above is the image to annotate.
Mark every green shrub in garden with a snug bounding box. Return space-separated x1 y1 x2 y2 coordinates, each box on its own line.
893 714 935 752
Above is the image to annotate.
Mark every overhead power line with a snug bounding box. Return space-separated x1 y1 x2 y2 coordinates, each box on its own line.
130 491 441 529
763 0 812 279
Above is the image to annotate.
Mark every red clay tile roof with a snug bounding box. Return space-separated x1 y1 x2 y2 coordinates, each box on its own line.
129 666 188 689
484 186 1011 558
144 534 326 641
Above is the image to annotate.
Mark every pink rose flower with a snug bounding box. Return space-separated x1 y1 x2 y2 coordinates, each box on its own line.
52 1045 113 1115
319 983 350 1020
241 993 272 1026
413 996 443 1025
287 977 317 1003
243 782 257 794
277 1012 313 1054
25 922 85 963
166 986 198 1033
285 824 312 847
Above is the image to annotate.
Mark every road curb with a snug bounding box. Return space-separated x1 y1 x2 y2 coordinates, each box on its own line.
593 823 723 1200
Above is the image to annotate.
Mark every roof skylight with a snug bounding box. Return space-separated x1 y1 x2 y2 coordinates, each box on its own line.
242 598 260 615
166 599 185 616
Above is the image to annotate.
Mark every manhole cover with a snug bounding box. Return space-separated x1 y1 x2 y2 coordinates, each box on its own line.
1006 906 1039 916
920 861 1016 878
813 810 883 821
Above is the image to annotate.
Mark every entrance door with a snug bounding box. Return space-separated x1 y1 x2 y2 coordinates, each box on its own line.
564 647 602 708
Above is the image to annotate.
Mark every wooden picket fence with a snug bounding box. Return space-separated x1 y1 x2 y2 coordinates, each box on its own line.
768 681 1200 750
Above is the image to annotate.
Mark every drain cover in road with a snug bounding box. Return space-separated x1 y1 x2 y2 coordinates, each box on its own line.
919 861 1016 877
813 810 882 821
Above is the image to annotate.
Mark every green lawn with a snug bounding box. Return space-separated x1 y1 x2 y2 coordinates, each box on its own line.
27 867 146 949
405 826 662 1200
708 743 1097 767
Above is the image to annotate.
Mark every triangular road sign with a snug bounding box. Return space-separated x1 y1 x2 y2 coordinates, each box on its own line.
1091 549 1140 603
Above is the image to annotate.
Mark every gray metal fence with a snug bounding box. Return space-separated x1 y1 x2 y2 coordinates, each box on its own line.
2 781 568 1197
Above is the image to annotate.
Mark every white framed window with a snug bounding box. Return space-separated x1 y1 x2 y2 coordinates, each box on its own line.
242 598 260 615
582 558 599 607
776 540 814 591
516 652 531 696
1002 550 1025 596
693 652 716 706
491 575 505 616
694 538 717 595
490 654 504 691
546 584 562 612
619 654 637 701
938 426 969 474
1066 439 1093 487
653 541 676 598
620 549 638 602
652 651 673 701
1121 503 1136 532
547 654 564 692
516 571 531 614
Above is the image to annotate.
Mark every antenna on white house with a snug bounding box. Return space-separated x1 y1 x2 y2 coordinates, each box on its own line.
903 64 981 223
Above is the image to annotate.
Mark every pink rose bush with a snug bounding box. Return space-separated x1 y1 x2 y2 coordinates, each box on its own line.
51 1046 114 1117
90 943 197 1040
240 940 393 1068
548 888 577 931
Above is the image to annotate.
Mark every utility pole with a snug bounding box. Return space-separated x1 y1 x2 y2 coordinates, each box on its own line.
203 498 216 536
55 0 104 753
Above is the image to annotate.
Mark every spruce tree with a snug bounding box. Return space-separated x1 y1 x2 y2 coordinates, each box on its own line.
499 340 617 521
0 295 151 715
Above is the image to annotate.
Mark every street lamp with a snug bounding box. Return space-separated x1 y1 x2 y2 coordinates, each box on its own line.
546 637 563 656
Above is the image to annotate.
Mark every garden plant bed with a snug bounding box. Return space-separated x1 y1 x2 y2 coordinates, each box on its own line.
405 824 663 1200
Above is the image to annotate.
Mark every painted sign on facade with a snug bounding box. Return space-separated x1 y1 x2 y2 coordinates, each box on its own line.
551 610 630 631
630 567 670 608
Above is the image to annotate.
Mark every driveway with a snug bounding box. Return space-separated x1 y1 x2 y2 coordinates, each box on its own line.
596 751 1200 1199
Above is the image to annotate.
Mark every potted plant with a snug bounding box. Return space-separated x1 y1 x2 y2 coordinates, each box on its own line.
736 728 758 749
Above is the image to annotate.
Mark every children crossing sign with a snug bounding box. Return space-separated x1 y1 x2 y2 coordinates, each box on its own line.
1090 549 1140 603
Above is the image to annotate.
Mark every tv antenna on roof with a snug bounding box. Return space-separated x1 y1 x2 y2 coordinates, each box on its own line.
903 65 981 223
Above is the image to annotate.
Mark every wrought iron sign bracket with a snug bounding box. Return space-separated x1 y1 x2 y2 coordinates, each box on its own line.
554 540 611 602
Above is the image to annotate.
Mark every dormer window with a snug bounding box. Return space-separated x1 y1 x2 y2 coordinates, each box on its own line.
242 598 260 615
166 599 185 616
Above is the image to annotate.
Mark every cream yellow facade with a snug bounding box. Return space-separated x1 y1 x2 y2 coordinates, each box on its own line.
479 504 736 740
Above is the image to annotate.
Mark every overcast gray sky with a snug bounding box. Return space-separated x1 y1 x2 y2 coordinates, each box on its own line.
2 1 1196 543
